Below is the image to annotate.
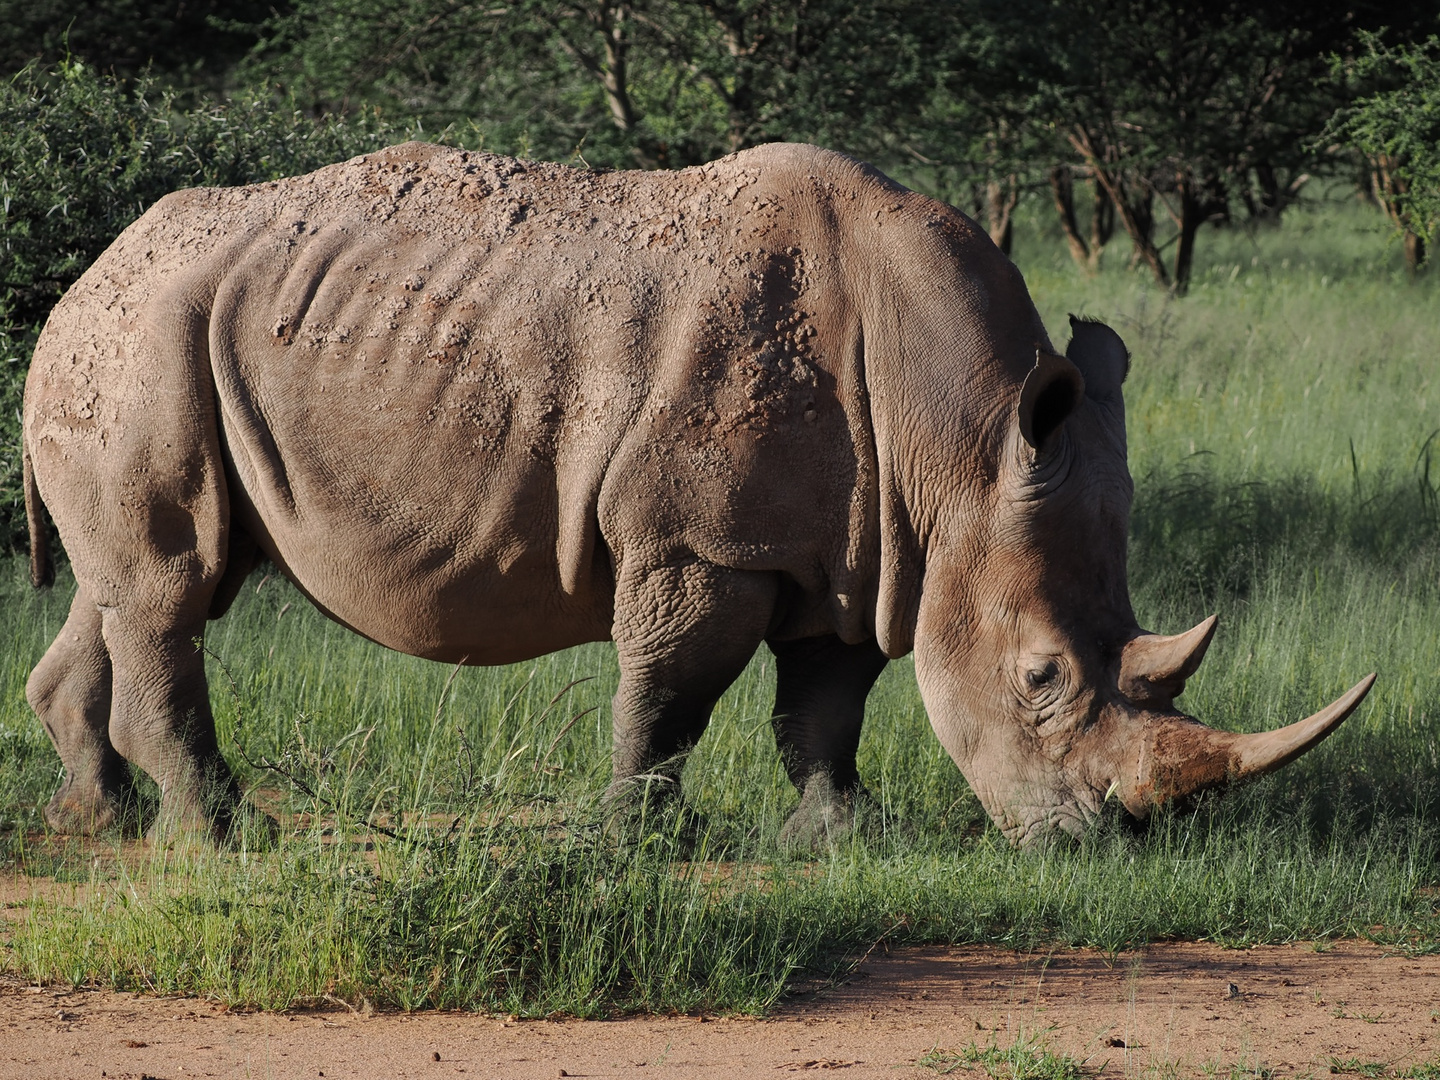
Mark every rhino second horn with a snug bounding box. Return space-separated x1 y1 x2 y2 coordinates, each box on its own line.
1119 615 1218 705
1124 673 1377 814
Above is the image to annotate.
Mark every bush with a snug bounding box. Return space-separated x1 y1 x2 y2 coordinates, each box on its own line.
0 59 423 550
1325 34 1440 272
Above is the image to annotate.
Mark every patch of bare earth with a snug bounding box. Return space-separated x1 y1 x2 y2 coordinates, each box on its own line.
3 940 1440 1079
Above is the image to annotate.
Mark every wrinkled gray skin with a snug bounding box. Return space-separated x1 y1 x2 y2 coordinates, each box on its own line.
22 143 1370 845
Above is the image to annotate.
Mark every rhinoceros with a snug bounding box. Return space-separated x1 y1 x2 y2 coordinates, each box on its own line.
22 141 1373 845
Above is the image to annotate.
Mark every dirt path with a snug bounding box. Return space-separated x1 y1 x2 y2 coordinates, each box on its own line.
4 941 1439 1080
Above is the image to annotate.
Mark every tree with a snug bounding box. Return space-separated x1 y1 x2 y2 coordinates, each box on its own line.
880 8 1060 256
0 0 280 95
1049 164 1114 274
1027 1 1336 292
1002 0 1434 291
242 0 951 170
1326 34 1440 274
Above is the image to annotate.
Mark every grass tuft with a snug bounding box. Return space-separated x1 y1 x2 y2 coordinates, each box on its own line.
918 1030 1088 1079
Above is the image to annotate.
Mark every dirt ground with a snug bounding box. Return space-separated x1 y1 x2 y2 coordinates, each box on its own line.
4 939 1440 1080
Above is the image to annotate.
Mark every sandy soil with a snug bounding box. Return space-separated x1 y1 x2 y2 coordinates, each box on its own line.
4 940 1440 1080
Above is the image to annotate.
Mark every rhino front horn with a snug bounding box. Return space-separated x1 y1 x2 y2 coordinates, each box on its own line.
1120 615 1218 705
1227 673 1377 778
1124 673 1377 815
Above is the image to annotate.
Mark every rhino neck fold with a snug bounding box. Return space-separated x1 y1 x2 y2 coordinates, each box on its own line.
852 305 924 659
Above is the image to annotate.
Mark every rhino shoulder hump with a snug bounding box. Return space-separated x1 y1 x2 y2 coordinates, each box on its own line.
724 142 902 193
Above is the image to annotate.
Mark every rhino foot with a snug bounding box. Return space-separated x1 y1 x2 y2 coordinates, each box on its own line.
602 771 678 820
600 773 710 848
145 803 278 851
778 771 870 851
142 763 265 850
216 800 282 851
43 775 142 837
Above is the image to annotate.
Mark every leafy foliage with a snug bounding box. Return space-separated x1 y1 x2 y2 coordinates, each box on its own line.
0 0 281 94
0 59 418 550
242 0 951 169
0 59 411 332
1326 34 1440 268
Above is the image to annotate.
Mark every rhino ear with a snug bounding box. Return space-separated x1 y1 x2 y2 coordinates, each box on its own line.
1019 349 1085 451
1065 315 1129 403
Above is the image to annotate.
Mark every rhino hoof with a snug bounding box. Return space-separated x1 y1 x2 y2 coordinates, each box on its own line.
43 779 141 837
603 792 707 853
778 773 869 851
220 802 282 850
601 773 681 829
144 780 266 851
44 796 119 837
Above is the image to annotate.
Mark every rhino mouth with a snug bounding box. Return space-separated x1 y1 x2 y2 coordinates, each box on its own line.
1008 805 1095 846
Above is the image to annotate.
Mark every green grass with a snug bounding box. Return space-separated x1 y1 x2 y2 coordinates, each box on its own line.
918 1030 1088 1078
1 196 1438 1013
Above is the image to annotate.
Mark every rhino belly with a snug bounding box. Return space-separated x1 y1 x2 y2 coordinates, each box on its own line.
233 484 617 666
210 230 628 666
219 405 620 665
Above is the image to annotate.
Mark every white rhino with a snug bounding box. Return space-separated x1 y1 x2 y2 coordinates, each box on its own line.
22 142 1373 844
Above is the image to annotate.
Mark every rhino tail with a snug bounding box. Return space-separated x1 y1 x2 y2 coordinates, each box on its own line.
24 444 53 589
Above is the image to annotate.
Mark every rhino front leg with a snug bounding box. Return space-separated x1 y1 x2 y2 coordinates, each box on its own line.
605 558 778 819
28 588 135 834
769 635 888 847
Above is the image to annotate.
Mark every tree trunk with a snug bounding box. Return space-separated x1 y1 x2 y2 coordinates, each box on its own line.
1249 163 1308 224
1171 177 1204 297
1068 125 1168 287
1370 154 1427 275
1050 166 1091 270
985 176 1019 256
599 5 636 133
1124 187 1159 273
1404 230 1427 276
554 2 658 168
1253 163 1279 222
1087 176 1113 274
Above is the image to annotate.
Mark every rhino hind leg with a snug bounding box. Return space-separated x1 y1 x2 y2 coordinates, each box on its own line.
26 285 249 844
769 635 888 848
604 559 778 822
101 596 243 845
28 588 136 835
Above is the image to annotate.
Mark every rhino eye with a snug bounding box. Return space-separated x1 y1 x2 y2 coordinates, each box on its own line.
1026 664 1059 690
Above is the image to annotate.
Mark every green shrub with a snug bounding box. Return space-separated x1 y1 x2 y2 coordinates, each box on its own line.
1326 34 1440 264
0 59 423 550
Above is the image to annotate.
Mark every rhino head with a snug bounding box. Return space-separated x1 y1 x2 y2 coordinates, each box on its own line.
906 315 1373 845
